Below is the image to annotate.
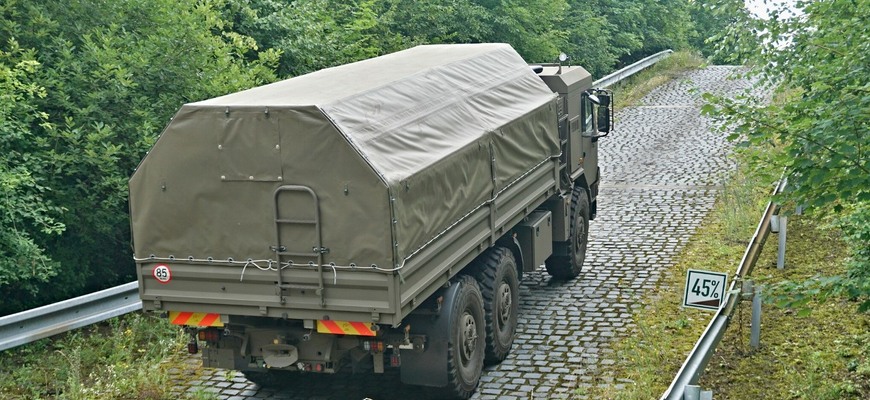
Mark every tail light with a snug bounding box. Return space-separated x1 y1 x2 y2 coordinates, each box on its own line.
362 340 384 353
197 328 221 342
187 338 199 354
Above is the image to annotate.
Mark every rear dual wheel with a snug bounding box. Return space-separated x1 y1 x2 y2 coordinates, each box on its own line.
471 246 519 364
445 248 519 398
444 275 486 399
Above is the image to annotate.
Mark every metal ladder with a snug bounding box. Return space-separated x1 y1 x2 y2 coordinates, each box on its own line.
272 185 326 306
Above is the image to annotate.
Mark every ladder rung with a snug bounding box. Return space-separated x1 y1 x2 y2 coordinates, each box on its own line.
276 219 316 224
278 283 321 290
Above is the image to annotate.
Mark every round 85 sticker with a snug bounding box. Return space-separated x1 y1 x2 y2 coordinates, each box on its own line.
152 264 172 284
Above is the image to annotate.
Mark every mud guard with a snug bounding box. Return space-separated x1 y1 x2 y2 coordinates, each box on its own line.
399 280 463 387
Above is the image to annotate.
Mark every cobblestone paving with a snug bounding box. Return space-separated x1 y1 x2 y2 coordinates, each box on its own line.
168 66 753 399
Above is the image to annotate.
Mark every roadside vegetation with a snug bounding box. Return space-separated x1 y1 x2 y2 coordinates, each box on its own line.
0 313 202 400
579 154 870 398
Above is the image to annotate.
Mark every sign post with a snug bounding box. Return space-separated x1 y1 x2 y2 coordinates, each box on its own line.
683 269 727 310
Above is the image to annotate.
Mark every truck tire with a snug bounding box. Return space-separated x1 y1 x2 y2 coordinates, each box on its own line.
471 247 518 364
545 186 590 279
444 275 486 399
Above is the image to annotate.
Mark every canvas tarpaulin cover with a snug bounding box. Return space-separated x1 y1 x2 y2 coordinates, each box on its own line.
130 43 559 268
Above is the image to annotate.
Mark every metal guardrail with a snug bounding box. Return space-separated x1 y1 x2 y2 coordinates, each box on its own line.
0 49 676 353
0 281 140 351
661 178 788 400
593 49 674 88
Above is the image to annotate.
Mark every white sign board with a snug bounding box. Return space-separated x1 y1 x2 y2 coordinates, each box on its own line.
683 269 727 310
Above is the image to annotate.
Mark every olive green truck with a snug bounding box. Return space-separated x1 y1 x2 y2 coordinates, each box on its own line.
130 43 611 398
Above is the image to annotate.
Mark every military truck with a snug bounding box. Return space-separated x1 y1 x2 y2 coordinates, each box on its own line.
130 43 611 398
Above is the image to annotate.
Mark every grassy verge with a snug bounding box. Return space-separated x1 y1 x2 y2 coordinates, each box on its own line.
580 160 870 399
608 50 707 110
700 216 870 399
0 313 210 400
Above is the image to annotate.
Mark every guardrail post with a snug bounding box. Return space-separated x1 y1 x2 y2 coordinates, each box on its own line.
777 215 787 269
684 385 701 400
683 386 714 400
750 285 762 350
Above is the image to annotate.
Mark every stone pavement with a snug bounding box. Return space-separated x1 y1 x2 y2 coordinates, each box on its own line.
168 66 755 399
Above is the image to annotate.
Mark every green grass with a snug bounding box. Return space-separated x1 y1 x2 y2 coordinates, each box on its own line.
0 313 197 400
700 217 870 399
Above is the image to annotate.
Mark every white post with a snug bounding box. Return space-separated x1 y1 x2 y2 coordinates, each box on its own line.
751 285 762 349
777 215 787 269
684 385 701 400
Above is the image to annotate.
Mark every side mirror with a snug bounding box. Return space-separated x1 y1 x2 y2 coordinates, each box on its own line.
597 97 610 133
594 90 613 137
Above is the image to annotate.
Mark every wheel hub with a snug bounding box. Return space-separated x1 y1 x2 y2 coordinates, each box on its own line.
460 312 477 362
574 217 586 251
497 282 512 326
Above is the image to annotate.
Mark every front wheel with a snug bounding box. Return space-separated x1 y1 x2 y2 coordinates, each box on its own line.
444 275 486 399
545 186 590 279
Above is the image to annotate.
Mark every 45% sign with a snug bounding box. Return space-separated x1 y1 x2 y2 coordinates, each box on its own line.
683 269 727 310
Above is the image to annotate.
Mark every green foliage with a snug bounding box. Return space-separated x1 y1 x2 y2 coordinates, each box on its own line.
0 0 276 314
225 0 710 78
380 0 492 48
480 0 570 63
0 37 64 309
705 0 870 210
703 0 869 310
222 0 383 77
689 0 750 63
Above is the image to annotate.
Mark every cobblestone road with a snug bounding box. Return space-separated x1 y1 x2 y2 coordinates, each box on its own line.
168 66 754 400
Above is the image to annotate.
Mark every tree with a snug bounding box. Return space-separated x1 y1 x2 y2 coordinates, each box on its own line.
0 0 277 314
703 0 869 310
223 0 387 77
380 0 492 48
564 1 618 77
0 37 65 312
689 0 749 63
476 0 570 63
